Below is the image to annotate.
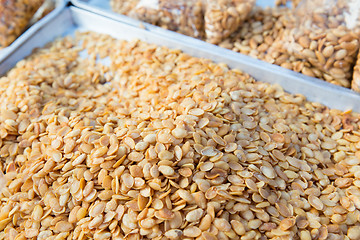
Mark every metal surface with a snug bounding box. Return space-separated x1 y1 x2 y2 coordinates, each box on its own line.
1 4 360 112
0 0 69 61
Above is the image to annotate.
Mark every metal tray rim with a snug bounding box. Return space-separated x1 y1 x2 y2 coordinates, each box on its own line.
1 3 360 113
70 0 360 109
70 0 360 100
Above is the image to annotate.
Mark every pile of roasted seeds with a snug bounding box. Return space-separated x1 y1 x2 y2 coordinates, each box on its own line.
1 32 360 240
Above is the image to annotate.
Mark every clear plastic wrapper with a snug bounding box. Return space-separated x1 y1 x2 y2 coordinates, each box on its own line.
0 0 44 48
111 0 204 39
30 0 59 25
157 0 204 39
110 0 139 15
204 0 255 44
275 0 360 88
128 0 161 25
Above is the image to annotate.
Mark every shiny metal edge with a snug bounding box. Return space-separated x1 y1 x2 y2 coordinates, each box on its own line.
1 4 360 112
0 0 69 62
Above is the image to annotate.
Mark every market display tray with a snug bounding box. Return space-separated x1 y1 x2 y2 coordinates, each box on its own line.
0 2 360 112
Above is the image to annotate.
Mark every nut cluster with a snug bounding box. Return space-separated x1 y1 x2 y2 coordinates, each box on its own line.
278 26 359 88
151 0 204 39
218 6 292 62
217 4 360 90
204 0 255 44
111 0 204 39
0 0 44 48
110 0 254 43
1 32 360 240
219 6 316 78
275 0 360 88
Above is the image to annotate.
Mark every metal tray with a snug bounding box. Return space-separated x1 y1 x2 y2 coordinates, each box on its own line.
1 2 360 112
0 0 68 61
